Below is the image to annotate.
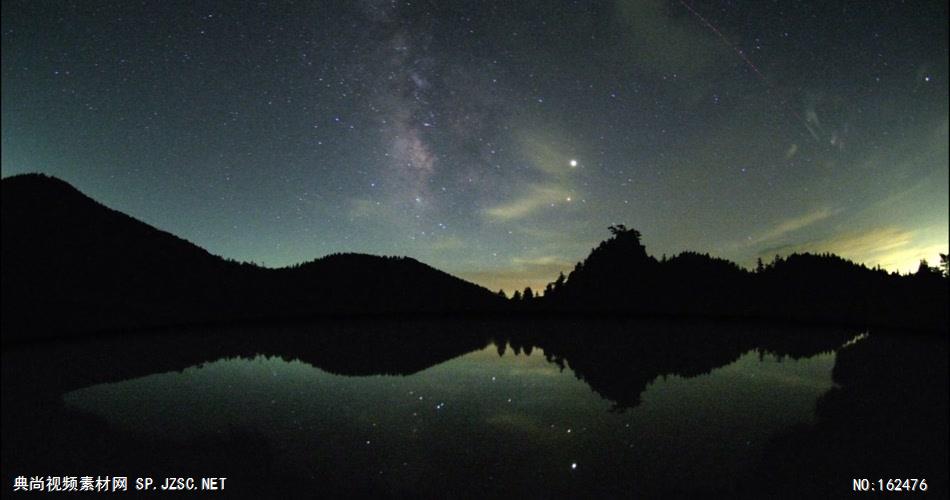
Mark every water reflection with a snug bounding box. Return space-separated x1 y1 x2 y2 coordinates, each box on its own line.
3 320 946 497
60 336 839 496
63 345 837 446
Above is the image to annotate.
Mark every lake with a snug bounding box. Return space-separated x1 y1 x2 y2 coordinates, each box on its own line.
2 319 946 497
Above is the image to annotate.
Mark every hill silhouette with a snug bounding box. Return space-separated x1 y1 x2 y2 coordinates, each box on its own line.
1 174 504 341
540 225 948 332
2 175 946 339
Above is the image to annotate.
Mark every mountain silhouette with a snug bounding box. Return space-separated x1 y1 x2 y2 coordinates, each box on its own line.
2 175 946 340
541 225 948 332
1 174 504 341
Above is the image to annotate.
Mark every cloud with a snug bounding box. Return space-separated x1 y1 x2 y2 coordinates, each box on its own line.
510 255 569 269
815 227 914 258
517 129 581 179
784 143 798 160
482 184 571 221
481 128 583 222
758 226 948 274
751 208 834 244
816 227 947 273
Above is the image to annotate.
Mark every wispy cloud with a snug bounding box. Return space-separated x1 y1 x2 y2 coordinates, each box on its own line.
517 129 580 179
510 255 569 269
482 184 571 221
481 128 581 222
759 226 948 274
784 143 798 160
751 208 834 244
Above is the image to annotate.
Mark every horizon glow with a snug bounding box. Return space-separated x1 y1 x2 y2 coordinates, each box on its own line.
2 1 947 293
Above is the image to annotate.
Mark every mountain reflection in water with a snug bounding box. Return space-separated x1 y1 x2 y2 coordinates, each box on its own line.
2 319 946 497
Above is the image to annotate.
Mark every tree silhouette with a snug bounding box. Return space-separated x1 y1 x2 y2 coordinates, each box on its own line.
916 259 942 277
3 175 947 338
539 225 947 332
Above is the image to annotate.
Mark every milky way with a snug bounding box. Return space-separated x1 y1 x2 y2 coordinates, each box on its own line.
2 0 947 292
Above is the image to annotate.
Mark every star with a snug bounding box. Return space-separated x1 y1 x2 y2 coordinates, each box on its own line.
2 0 943 292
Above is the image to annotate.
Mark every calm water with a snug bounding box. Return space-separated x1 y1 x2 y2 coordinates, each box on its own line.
2 320 946 497
63 345 835 492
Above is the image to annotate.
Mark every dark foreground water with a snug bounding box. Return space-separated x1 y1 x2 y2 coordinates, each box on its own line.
2 319 947 498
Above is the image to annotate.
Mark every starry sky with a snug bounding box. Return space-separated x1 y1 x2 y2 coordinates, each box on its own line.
2 0 947 293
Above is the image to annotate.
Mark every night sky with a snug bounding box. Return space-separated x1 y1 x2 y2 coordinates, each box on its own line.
2 0 947 293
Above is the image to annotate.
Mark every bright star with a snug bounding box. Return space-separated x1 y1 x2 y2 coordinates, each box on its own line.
569 159 578 167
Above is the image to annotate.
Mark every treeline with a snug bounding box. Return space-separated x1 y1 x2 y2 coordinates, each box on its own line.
2 174 946 338
510 225 948 332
